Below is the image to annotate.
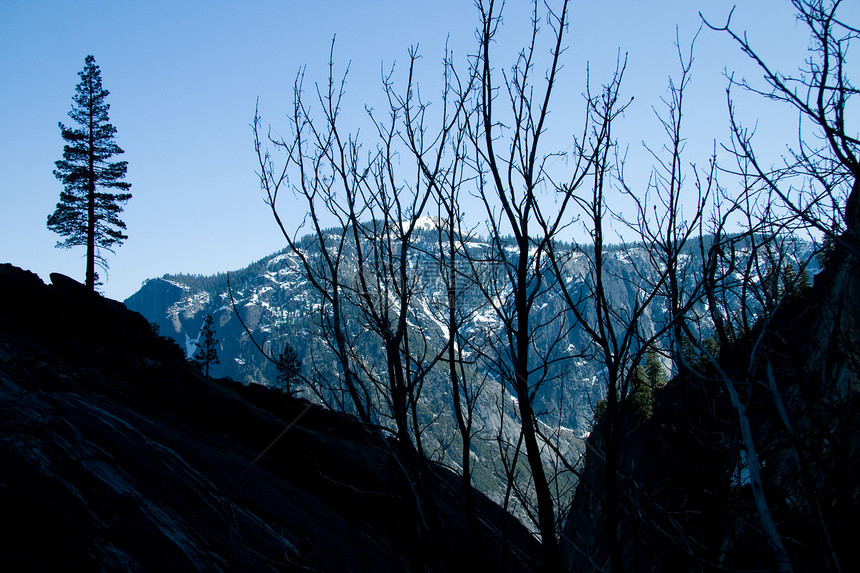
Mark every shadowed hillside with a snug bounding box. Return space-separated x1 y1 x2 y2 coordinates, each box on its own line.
0 263 540 572
561 228 860 571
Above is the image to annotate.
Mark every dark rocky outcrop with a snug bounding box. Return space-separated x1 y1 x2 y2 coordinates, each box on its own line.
561 232 860 572
0 264 540 572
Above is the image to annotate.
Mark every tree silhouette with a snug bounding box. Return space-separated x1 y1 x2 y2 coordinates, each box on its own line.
193 314 220 380
47 55 131 292
254 1 859 569
276 342 301 396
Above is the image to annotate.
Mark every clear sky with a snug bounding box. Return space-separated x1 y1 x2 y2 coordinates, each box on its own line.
1 0 843 302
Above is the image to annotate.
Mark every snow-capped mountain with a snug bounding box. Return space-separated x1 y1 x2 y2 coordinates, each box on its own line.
125 222 816 511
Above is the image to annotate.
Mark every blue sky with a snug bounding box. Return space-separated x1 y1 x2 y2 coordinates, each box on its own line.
0 1 839 301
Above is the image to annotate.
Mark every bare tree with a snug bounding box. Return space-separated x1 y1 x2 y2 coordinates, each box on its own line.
250 1 860 571
398 48 493 539
543 27 735 568
465 1 595 568
673 1 860 569
254 54 374 422
705 0 859 250
564 2 860 570
256 33 486 564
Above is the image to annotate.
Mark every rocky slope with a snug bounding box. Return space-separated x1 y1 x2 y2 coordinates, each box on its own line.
0 263 540 572
560 230 860 571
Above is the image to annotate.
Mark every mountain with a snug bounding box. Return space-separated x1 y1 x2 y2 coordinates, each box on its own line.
125 225 817 519
125 228 682 430
0 263 540 571
125 226 594 507
126 227 815 424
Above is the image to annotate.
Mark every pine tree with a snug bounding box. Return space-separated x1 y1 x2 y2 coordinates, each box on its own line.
276 342 302 396
644 348 666 388
47 55 131 292
193 314 220 380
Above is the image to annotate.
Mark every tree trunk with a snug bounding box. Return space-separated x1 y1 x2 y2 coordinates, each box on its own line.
604 373 624 573
514 245 561 572
86 133 96 292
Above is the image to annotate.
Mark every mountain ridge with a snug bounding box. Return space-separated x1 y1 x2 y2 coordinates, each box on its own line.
124 227 817 530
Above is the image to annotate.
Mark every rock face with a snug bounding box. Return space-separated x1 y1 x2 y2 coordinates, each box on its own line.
123 277 186 331
560 231 860 572
0 264 540 572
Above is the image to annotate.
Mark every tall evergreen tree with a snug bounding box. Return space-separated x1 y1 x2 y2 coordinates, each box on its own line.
193 314 220 380
47 55 131 291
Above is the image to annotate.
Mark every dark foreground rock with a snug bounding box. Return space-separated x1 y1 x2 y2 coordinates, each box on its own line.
561 233 860 572
0 264 540 572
